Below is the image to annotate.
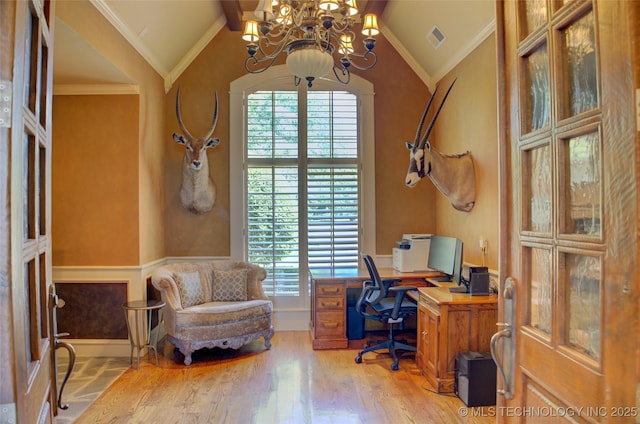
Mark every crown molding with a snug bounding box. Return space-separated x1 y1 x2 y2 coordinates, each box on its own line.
431 19 496 84
164 14 227 93
379 22 436 91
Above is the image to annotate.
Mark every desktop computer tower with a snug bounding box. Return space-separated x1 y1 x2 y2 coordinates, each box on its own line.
455 351 497 407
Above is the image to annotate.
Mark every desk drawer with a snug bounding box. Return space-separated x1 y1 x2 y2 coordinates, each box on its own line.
316 284 344 297
317 296 344 310
315 311 345 337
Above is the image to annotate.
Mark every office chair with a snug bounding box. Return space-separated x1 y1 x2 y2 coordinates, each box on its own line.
354 253 418 371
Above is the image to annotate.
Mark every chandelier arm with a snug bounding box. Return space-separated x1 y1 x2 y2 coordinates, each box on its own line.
291 5 306 28
330 18 354 33
332 65 351 85
344 50 378 71
244 54 281 74
254 30 295 60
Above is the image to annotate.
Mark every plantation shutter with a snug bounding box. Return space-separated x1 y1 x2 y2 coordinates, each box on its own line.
246 90 359 296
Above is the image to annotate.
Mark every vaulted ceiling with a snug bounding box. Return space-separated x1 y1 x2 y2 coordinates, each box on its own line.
53 0 496 91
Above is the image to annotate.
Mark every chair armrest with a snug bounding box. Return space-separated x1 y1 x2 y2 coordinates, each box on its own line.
240 262 268 300
389 285 418 319
382 278 401 292
389 285 417 293
355 281 381 321
151 269 183 311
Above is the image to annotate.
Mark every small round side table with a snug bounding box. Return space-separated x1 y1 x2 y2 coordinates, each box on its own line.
122 299 165 369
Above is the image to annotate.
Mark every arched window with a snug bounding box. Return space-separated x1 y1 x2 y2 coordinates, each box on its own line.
230 66 375 308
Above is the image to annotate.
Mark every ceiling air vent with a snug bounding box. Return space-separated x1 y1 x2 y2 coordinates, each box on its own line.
426 25 447 50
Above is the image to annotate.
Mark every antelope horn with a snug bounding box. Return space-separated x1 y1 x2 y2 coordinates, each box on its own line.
175 86 194 140
415 86 439 146
418 78 457 149
203 91 219 141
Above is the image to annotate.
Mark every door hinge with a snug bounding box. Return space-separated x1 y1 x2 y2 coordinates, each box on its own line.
0 403 16 423
0 81 12 128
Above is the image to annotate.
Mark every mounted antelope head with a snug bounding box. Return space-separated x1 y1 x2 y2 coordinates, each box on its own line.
173 87 220 215
405 79 476 212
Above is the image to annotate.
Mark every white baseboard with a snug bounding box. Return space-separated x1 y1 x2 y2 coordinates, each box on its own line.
58 339 131 358
272 310 310 331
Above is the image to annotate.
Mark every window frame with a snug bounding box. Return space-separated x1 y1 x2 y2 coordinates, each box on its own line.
230 65 376 309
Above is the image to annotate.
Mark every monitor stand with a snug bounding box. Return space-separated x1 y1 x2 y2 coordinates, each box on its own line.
449 285 469 293
432 275 452 282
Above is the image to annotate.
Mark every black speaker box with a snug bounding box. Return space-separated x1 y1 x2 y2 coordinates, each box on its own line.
469 266 490 296
455 351 497 407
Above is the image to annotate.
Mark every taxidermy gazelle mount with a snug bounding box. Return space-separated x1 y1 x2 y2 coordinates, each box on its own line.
173 87 220 215
405 79 476 212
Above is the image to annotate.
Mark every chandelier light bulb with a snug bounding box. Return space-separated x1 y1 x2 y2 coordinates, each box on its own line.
319 0 340 12
345 0 358 16
362 13 379 37
254 0 274 20
242 21 260 43
339 34 354 55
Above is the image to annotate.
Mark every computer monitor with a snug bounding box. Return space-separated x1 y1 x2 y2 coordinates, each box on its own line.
427 236 464 285
427 236 469 293
452 239 465 286
450 239 467 293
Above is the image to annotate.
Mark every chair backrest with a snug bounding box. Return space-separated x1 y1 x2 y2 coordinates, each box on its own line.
359 253 388 307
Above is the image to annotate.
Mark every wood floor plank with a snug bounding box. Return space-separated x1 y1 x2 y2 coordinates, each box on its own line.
73 331 495 424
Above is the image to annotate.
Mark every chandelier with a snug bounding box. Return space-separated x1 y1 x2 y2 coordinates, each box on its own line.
242 0 380 87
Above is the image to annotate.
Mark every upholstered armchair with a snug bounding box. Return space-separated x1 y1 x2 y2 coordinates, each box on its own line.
151 260 274 365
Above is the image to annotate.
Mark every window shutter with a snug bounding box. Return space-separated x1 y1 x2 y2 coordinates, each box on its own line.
246 90 359 296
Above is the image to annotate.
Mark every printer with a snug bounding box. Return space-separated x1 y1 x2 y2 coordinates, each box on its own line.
392 234 432 272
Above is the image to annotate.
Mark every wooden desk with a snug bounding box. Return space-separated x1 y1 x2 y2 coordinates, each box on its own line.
413 283 498 393
309 268 440 350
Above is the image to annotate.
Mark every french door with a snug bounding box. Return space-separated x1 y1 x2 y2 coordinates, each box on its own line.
497 0 638 422
0 0 56 422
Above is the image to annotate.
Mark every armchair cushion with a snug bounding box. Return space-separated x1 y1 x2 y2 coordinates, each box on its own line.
212 269 248 301
174 271 207 307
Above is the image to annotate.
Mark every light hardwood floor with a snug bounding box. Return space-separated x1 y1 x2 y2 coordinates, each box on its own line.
74 331 495 424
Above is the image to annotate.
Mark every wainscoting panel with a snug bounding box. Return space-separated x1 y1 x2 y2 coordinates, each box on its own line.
56 281 128 339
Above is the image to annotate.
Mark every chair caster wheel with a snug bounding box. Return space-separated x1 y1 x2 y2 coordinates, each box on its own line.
391 362 399 371
355 355 362 364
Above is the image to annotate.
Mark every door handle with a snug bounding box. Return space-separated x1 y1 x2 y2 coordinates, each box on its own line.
490 277 516 400
490 325 512 399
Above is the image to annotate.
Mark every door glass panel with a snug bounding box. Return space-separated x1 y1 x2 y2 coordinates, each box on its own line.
562 253 601 360
24 132 36 239
559 10 597 118
39 144 46 236
561 131 601 236
528 246 552 335
523 43 550 133
524 144 552 232
522 0 547 37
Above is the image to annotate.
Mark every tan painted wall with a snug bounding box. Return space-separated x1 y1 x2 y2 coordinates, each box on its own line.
52 95 139 265
433 35 499 269
54 1 166 266
165 27 436 256
52 2 497 267
364 35 437 254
